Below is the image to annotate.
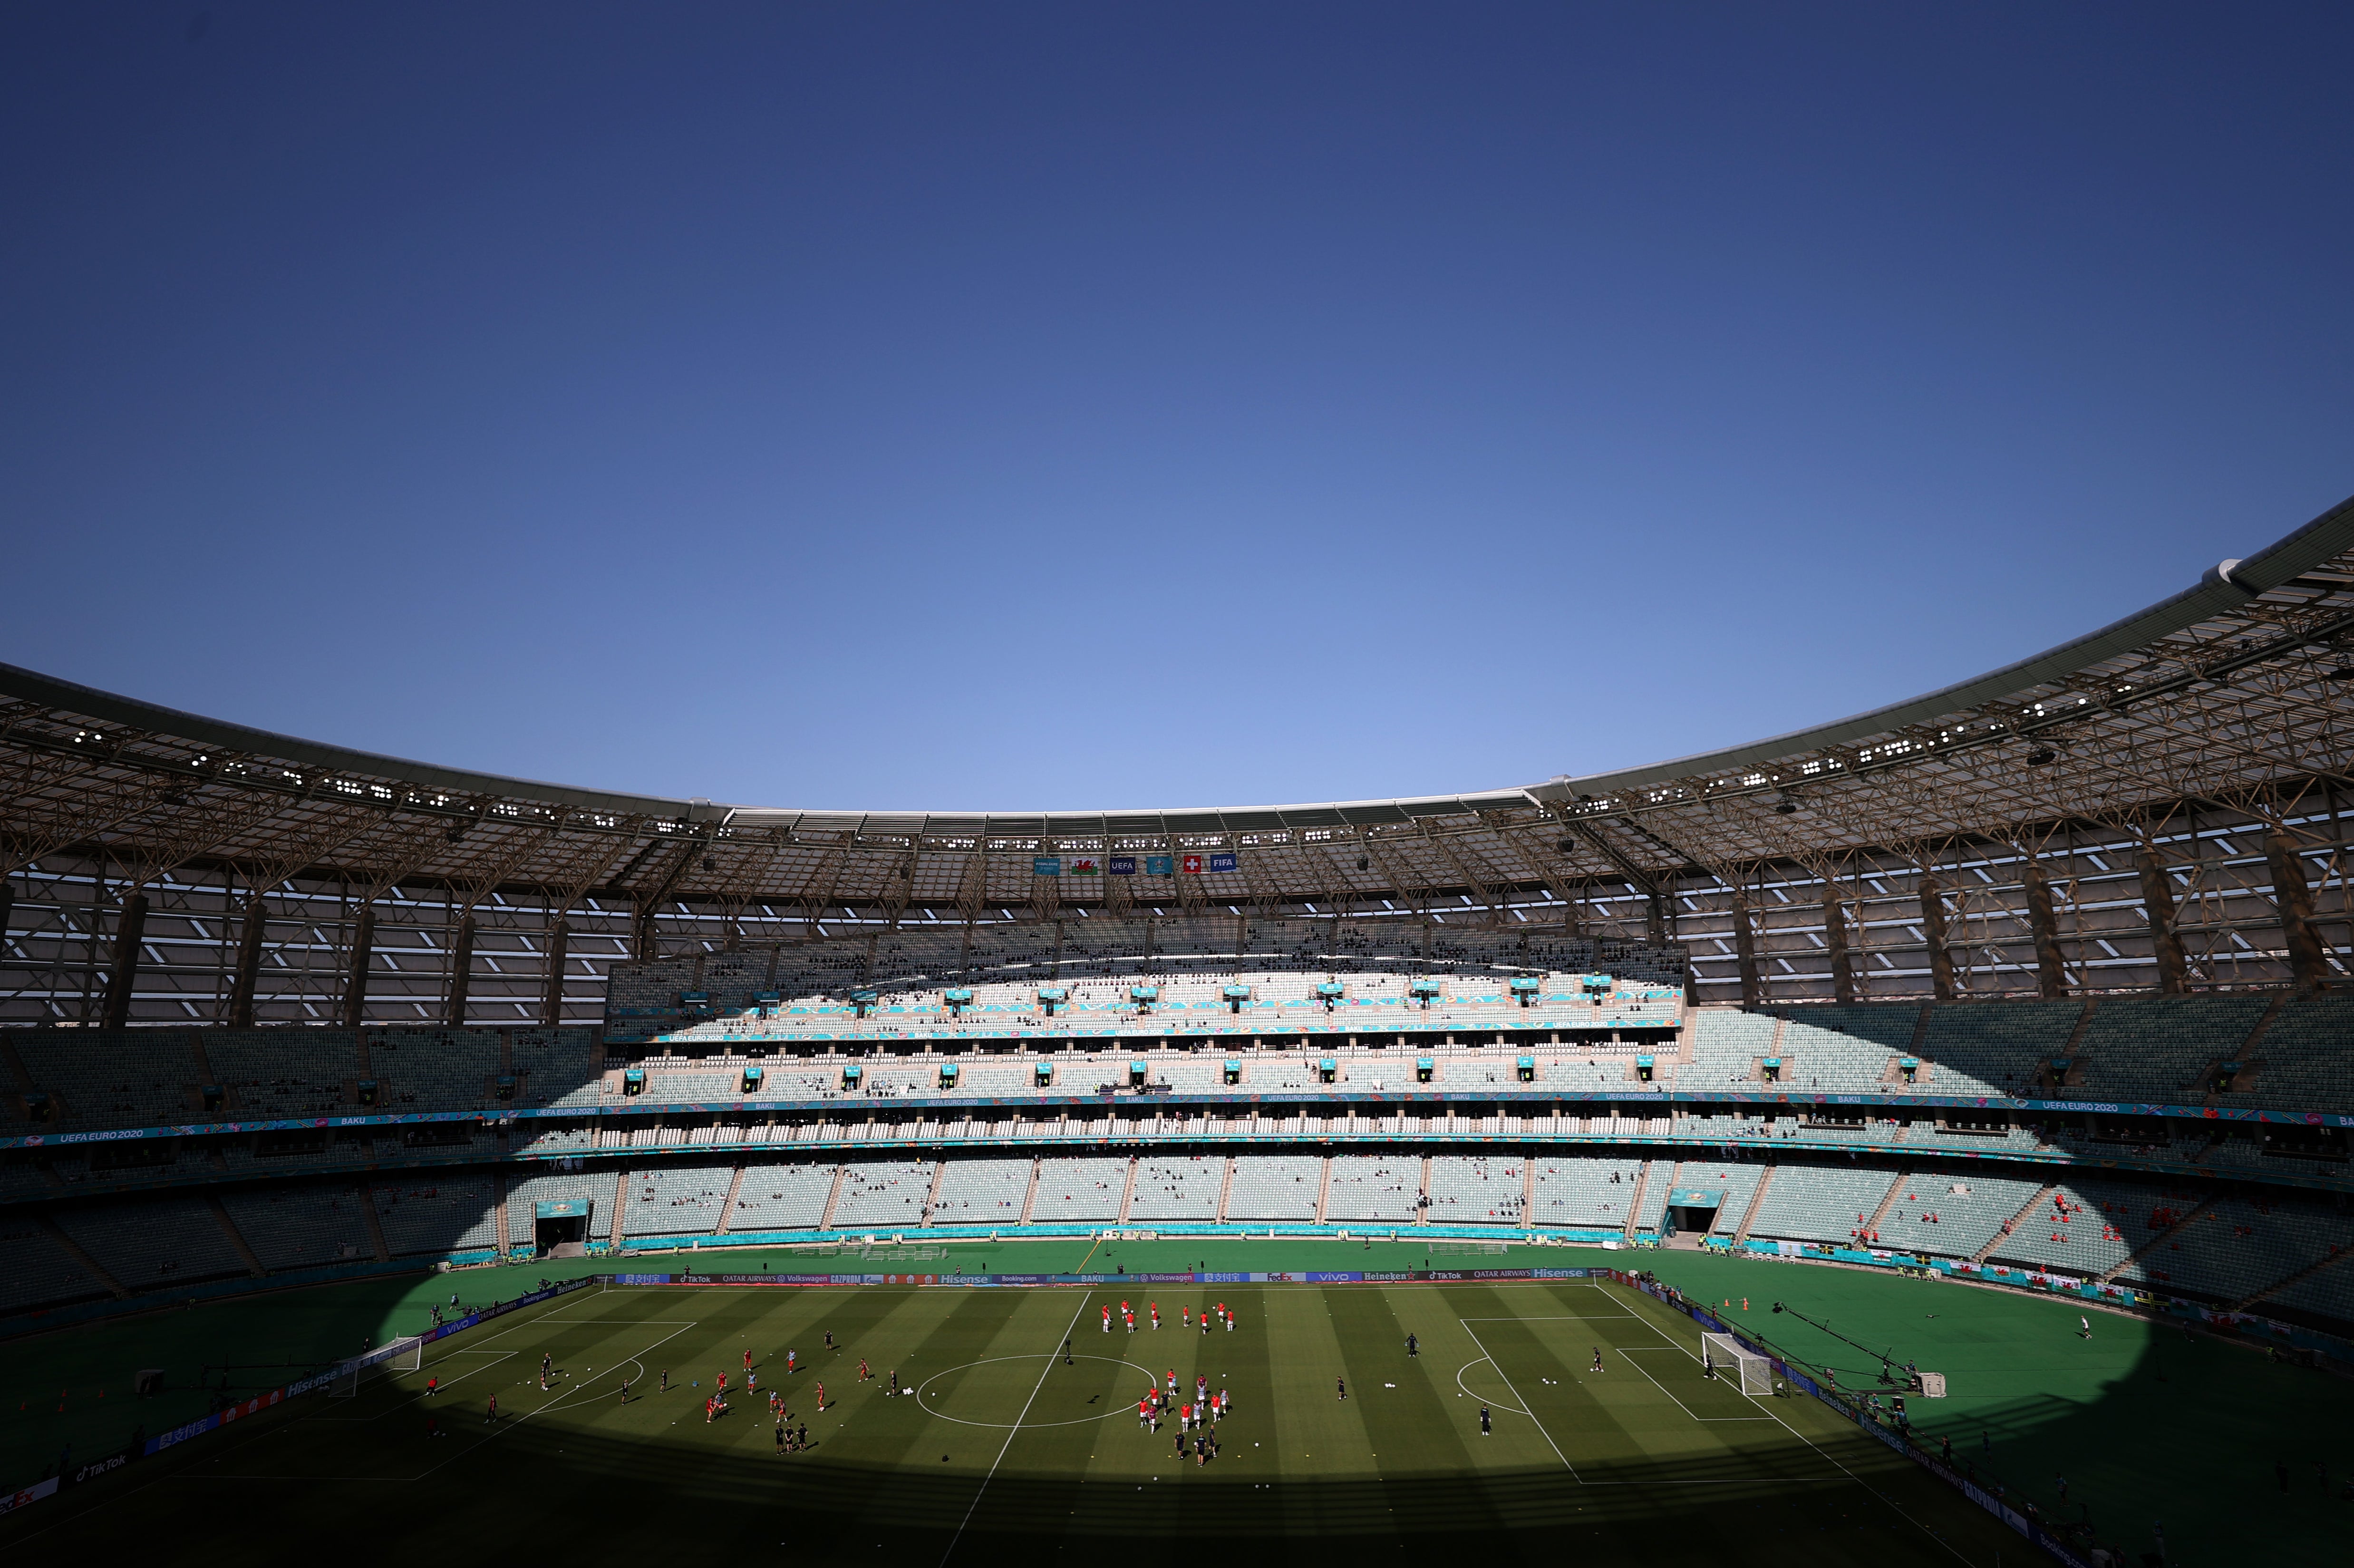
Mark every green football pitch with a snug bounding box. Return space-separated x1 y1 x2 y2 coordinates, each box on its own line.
1 1240 2344 1566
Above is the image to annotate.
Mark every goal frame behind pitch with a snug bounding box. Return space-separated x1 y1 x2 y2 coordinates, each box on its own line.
1699 1332 1773 1397
328 1336 423 1399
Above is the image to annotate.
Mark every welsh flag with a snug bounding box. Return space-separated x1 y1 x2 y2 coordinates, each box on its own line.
1068 858 1101 876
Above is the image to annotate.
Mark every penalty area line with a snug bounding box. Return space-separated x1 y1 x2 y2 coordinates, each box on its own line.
1623 1292 1976 1565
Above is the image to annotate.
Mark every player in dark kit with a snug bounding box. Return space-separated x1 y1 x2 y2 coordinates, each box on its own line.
1336 1377 1347 1401
1405 1333 1418 1357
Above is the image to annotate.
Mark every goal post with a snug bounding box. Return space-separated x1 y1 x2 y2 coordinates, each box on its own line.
1699 1333 1773 1397
327 1335 424 1400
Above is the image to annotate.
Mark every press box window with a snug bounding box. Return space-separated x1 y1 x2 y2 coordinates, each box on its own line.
1319 1058 1338 1084
1414 1057 1434 1084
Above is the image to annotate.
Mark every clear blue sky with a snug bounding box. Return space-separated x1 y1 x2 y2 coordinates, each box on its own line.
5 4 2349 812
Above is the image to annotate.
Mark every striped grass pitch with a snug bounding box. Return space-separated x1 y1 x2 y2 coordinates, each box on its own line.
3 1273 2028 1567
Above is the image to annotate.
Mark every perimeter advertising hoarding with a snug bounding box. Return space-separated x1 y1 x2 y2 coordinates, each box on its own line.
630 1268 1595 1287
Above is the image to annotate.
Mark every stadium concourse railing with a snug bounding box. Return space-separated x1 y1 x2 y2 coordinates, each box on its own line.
8 1086 2353 1205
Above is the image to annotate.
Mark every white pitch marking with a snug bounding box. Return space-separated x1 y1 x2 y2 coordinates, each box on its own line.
1612 1345 1773 1421
937 1293 1098 1568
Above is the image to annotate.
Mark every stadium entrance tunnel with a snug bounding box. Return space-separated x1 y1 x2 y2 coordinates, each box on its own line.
1668 1202 1718 1236
533 1213 588 1252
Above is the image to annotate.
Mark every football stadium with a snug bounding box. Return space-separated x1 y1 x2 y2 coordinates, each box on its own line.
0 495 2350 1566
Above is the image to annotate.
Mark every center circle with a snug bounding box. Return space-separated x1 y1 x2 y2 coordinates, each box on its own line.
913 1355 1164 1429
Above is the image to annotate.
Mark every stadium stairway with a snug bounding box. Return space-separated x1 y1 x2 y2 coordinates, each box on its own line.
185 1031 217 1087
2099 1192 2221 1285
608 1169 629 1248
1975 1183 2057 1262
1020 1158 1040 1224
203 1194 267 1278
2199 993 2286 1107
921 1161 947 1226
1315 1158 1334 1224
819 1165 847 1230
359 1195 392 1263
1418 1154 1434 1224
1117 1157 1140 1223
1863 1169 1910 1241
32 1212 128 1298
1622 1161 1653 1241
1216 1156 1236 1221
1732 1165 1774 1243
717 1166 747 1233
2234 1244 2354 1311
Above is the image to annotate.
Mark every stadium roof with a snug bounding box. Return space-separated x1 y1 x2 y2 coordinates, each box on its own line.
4 490 2352 918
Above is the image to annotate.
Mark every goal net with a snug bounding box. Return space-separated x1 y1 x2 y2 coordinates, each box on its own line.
1699 1333 1773 1397
328 1336 423 1400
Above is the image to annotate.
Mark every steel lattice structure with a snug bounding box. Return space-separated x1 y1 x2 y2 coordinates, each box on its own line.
5 493 2352 1029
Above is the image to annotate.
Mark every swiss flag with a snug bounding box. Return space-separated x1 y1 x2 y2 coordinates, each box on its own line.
1182 854 1203 874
